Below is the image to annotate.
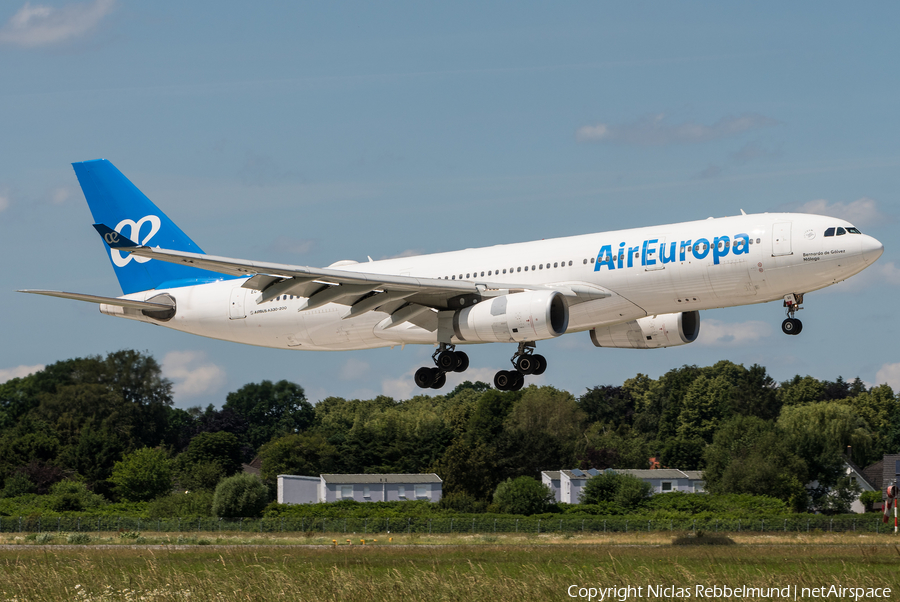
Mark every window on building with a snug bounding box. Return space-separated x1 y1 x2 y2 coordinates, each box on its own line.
398 485 406 499
415 484 428 499
661 481 672 492
339 485 353 499
363 486 370 499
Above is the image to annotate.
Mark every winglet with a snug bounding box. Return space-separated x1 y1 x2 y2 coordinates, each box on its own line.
93 223 139 249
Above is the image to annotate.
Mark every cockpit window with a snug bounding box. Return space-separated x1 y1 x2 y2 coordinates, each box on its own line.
847 227 861 234
836 227 846 236
824 227 835 237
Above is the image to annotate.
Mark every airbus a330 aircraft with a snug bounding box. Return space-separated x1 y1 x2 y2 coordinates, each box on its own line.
22 160 884 391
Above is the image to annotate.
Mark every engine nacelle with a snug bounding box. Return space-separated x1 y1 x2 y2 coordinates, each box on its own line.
590 311 699 349
453 290 569 343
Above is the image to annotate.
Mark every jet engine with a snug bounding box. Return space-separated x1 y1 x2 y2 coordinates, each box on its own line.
453 290 569 343
590 310 699 349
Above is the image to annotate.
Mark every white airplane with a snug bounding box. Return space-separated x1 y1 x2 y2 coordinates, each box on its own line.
22 159 884 391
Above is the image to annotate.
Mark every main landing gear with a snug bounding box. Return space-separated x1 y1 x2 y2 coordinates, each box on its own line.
414 343 469 389
494 342 547 392
781 293 804 336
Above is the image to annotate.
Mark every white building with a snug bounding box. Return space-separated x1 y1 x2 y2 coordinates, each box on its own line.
277 475 319 504
277 473 443 504
542 468 706 504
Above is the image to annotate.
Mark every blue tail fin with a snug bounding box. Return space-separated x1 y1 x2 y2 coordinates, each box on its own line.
73 159 224 294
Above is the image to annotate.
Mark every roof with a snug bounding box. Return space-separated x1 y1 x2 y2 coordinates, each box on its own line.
277 474 320 482
321 473 442 484
844 458 876 490
559 468 703 481
864 458 884 491
542 471 561 480
616 469 693 480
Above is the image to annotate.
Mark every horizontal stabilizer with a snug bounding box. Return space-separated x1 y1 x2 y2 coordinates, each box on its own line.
18 290 175 310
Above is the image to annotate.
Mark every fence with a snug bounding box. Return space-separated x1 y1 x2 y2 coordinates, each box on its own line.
0 515 893 535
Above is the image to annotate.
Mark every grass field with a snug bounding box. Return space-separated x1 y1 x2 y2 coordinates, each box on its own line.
1 532 898 601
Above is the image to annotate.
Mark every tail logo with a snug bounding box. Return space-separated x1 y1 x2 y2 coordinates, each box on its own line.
110 215 161 267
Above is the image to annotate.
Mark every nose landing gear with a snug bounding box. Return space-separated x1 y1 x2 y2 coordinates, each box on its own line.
493 342 547 391
414 343 469 389
781 293 804 336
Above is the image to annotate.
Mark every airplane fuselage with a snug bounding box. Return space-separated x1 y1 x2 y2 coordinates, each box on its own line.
102 212 882 351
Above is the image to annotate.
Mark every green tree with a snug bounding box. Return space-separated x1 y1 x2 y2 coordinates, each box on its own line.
212 473 268 517
110 447 173 502
580 472 651 510
777 375 825 407
777 402 873 488
259 432 338 484
223 380 314 450
492 476 555 515
703 415 808 509
178 432 243 475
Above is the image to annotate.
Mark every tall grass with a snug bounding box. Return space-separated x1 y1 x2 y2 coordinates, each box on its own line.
0 537 898 601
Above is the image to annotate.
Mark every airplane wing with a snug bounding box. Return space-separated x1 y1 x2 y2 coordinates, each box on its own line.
93 223 612 319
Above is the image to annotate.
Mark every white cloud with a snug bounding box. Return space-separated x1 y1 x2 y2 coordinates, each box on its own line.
0 364 44 384
162 351 225 399
576 113 778 146
876 363 900 391
381 372 416 400
51 187 69 204
696 319 772 347
340 357 370 381
270 236 315 256
793 198 886 227
0 0 115 47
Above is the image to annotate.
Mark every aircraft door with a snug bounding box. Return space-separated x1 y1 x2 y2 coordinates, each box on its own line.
772 222 792 256
229 287 247 319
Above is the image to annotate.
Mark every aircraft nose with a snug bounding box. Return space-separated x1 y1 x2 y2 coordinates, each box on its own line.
861 235 884 263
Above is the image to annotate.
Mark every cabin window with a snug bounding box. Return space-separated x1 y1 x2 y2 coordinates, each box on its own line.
847 227 861 234
532 265 536 270
539 264 543 269
466 273 470 278
583 259 587 264
517 267 521 272
756 238 760 244
524 266 528 271
503 269 507 274
568 261 573 266
836 227 846 236
553 262 558 268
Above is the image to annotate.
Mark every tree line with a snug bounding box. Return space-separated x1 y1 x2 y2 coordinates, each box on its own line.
0 350 896 514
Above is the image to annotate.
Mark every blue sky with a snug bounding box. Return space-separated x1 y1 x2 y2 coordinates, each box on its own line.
1 2 898 408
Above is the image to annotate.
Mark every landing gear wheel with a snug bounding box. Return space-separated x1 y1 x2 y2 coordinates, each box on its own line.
515 355 536 375
531 354 547 375
453 351 469 373
494 370 514 391
436 351 457 371
414 367 435 388
509 371 524 391
782 318 802 335
430 369 446 389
